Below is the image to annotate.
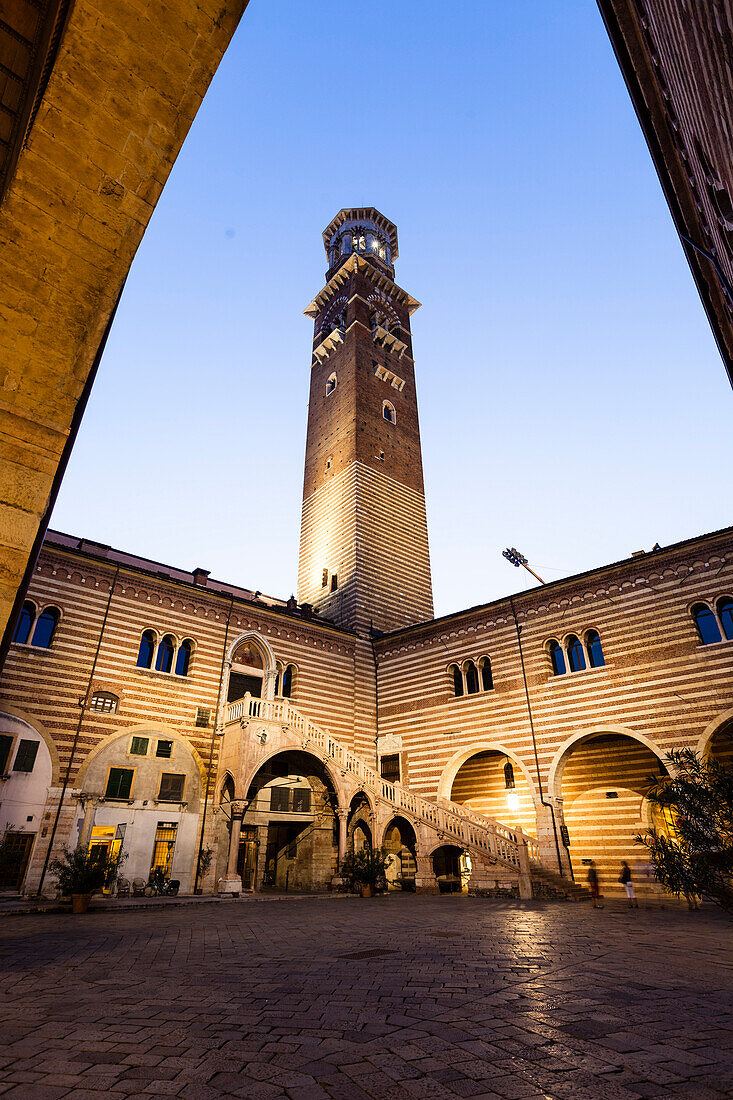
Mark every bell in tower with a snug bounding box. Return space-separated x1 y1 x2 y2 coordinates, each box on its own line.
297 208 434 635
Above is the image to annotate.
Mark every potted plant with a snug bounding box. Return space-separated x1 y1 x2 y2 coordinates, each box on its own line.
340 846 392 898
49 845 126 913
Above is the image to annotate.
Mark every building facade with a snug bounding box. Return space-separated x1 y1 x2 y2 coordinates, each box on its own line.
1 209 731 901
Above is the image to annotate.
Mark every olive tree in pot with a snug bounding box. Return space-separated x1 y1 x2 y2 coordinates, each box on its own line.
49 846 126 913
195 846 214 894
340 846 392 898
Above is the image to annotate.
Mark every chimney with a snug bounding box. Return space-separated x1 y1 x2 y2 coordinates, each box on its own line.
300 602 313 620
286 595 298 612
193 568 210 587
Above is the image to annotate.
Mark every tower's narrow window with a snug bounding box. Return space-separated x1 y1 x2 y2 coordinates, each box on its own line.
503 761 515 790
156 634 175 673
330 573 338 592
13 601 35 645
716 597 733 640
585 629 605 668
478 656 493 691
464 660 479 695
566 635 586 672
321 568 328 588
31 606 60 649
137 630 156 668
175 639 193 677
382 400 396 424
692 603 722 645
450 664 463 697
548 640 566 676
325 372 337 396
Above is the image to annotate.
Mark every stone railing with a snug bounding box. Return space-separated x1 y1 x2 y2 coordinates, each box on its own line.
443 798 541 863
226 694 531 871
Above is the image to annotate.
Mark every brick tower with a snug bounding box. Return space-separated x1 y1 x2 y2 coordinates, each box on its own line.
298 208 434 634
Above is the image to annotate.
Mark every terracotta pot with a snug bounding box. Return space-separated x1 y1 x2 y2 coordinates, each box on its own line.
71 893 92 914
360 883 374 898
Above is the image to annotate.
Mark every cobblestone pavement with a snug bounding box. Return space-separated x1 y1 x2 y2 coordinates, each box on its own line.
0 896 731 1100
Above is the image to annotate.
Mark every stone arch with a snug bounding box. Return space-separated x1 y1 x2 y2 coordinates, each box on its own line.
548 725 667 800
227 630 277 701
550 726 669 898
0 706 61 786
438 743 540 805
75 723 207 787
380 815 418 889
239 746 348 810
695 708 730 770
697 709 733 763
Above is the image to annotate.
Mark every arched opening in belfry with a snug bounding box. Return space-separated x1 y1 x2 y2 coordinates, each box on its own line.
431 845 468 893
557 733 669 899
449 750 536 836
382 816 417 891
242 751 339 892
228 638 268 702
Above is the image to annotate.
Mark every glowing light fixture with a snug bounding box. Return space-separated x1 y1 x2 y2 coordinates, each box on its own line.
506 791 520 812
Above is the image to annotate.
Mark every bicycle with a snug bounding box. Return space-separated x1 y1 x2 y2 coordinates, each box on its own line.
143 868 180 897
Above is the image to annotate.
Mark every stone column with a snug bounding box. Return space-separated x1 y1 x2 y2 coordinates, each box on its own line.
517 838 533 900
331 807 349 890
219 800 248 895
78 796 98 850
414 853 439 895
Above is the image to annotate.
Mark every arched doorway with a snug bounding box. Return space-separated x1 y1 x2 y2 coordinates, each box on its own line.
347 793 372 854
243 751 339 892
431 845 469 893
382 817 417 891
448 749 536 836
554 731 667 899
228 636 271 702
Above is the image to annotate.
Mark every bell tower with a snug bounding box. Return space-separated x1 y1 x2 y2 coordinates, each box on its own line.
297 208 433 634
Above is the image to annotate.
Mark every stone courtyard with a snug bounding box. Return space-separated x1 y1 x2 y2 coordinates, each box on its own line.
0 896 731 1100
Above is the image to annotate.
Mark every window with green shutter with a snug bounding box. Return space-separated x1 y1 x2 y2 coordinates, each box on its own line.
105 768 134 799
13 739 39 773
130 736 149 756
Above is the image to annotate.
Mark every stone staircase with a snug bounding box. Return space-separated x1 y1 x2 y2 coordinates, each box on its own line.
226 694 579 896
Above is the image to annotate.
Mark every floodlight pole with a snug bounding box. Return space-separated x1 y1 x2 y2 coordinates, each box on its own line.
502 547 545 585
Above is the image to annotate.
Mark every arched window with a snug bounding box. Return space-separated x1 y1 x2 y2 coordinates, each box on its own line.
716 597 733 641
450 664 463 697
478 656 493 691
90 691 119 714
566 635 586 672
548 640 566 676
282 664 295 698
175 639 193 677
692 603 722 645
325 372 337 396
220 774 235 812
382 400 396 424
274 661 282 696
585 629 605 668
156 634 175 673
31 606 59 649
137 630 156 669
503 761 515 790
464 660 479 695
13 601 35 645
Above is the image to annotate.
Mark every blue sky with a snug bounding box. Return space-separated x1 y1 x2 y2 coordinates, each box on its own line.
52 0 733 617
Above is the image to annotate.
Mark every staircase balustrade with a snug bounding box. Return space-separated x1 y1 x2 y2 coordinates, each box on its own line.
226 694 534 870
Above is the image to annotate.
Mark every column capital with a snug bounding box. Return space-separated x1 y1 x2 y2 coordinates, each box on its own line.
230 799 249 820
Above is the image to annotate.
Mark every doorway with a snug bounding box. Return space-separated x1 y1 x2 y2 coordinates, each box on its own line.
237 825 258 890
0 832 34 892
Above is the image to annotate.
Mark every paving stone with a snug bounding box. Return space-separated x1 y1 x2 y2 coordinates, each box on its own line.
0 897 730 1099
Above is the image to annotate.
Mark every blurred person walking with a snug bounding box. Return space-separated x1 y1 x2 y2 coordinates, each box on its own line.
619 860 639 908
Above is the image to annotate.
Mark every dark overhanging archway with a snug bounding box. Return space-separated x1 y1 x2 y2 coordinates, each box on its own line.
557 732 669 899
241 750 339 893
